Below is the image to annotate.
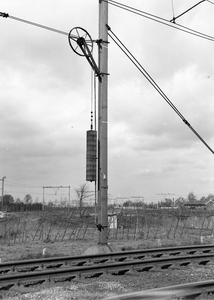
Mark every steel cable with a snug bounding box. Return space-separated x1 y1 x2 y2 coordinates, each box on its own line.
107 25 214 155
104 0 214 42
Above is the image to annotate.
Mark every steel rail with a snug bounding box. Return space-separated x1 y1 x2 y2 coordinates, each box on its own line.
1 244 214 275
0 253 214 293
103 279 214 299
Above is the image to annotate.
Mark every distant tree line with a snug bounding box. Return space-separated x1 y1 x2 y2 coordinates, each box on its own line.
2 189 214 213
6 202 43 212
121 192 214 209
0 194 42 212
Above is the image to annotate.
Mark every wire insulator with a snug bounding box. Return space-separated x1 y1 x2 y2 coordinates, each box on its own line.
0 12 9 18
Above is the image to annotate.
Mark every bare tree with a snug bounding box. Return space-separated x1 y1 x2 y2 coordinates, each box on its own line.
74 183 91 217
187 191 197 202
24 194 32 204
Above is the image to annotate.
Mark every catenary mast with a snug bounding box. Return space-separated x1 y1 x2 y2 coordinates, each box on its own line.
98 0 109 244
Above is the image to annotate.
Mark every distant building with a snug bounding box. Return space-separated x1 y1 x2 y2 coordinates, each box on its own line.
184 199 214 210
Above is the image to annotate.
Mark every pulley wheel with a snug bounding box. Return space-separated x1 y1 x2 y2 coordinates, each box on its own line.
68 27 93 56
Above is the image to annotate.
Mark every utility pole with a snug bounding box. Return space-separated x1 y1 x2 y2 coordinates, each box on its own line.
1 176 6 211
42 187 45 210
98 0 108 244
68 185 71 206
68 1 109 245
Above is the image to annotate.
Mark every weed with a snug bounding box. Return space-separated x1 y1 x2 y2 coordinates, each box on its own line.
121 245 135 251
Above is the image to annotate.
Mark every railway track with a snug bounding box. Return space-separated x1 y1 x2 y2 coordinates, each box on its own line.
0 244 214 296
1 244 214 274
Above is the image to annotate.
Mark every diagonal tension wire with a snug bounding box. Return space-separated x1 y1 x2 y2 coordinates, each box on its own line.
1 12 213 153
2 2 214 43
107 25 214 155
0 12 78 38
103 0 214 42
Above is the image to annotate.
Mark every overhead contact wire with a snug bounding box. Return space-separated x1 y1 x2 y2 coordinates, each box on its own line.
170 0 206 23
1 11 213 153
1 4 214 42
107 27 185 119
107 26 214 155
103 0 214 42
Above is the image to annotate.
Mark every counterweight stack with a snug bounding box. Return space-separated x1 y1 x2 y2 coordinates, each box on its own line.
86 130 97 182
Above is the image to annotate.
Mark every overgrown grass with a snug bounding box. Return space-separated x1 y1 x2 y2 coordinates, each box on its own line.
15 251 68 261
1 207 214 263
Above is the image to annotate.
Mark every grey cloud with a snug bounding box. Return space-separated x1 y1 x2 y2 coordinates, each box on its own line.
1 0 214 200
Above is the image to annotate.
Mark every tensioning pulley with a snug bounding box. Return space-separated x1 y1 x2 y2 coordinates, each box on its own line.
68 27 101 80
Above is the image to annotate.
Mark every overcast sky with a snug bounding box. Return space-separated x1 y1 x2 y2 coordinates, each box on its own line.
0 0 214 204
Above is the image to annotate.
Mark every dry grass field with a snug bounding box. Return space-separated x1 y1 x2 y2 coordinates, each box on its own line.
1 208 214 299
1 207 214 262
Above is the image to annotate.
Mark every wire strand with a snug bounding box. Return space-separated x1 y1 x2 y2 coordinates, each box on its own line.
90 48 94 130
107 28 185 119
6 180 44 188
2 6 214 43
104 0 214 42
170 0 206 23
2 14 78 38
171 0 175 21
94 72 97 132
107 26 214 155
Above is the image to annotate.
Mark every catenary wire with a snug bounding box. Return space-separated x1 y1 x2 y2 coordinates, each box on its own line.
6 180 44 188
107 25 214 155
0 12 77 38
1 4 214 43
107 26 185 120
170 0 206 23
9 15 69 36
171 0 175 21
103 0 214 42
0 10 213 157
